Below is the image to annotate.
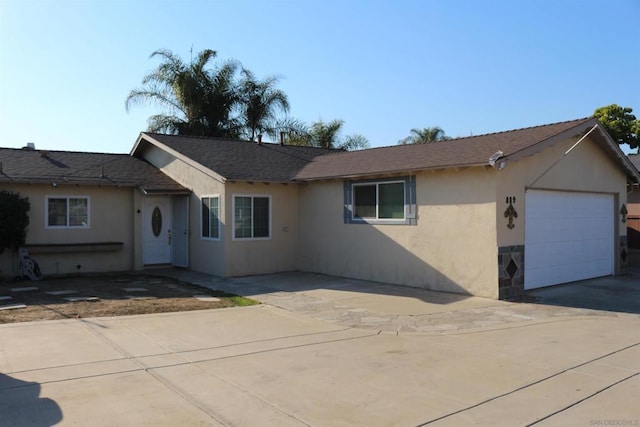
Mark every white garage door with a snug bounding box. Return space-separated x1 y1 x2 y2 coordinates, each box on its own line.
524 190 614 290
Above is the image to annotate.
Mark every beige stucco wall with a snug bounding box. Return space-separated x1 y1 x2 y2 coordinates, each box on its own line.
0 183 136 278
138 144 226 276
496 136 628 249
132 190 145 270
224 182 299 276
138 144 300 277
297 169 499 298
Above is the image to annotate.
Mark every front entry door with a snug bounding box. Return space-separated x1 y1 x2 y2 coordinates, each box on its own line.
143 197 172 265
172 196 189 267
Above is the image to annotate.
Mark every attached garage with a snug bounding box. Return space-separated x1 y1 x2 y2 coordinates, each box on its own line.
524 190 614 289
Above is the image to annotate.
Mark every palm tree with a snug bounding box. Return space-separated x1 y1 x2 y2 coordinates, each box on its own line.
291 119 369 150
398 127 450 144
237 69 290 141
310 119 344 148
126 49 240 137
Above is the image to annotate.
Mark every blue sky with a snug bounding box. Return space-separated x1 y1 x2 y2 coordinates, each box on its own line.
1 0 639 154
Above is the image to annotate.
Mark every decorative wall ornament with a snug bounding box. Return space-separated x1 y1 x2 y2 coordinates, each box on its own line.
504 196 518 229
620 204 628 223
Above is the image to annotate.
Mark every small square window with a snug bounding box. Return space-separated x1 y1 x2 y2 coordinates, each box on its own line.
345 177 416 225
234 195 271 239
353 181 405 220
46 196 89 228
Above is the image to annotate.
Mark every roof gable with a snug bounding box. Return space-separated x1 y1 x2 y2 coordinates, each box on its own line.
134 133 342 183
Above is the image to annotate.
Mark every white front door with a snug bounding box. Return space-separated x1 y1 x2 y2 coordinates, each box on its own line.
172 196 189 267
143 197 172 265
524 190 614 289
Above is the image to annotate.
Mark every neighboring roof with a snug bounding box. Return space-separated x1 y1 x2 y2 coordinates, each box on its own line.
134 133 343 183
629 154 640 171
133 117 640 184
0 148 188 194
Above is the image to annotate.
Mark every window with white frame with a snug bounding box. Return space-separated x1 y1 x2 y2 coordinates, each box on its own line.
344 176 417 225
46 196 89 228
234 195 270 239
201 196 220 239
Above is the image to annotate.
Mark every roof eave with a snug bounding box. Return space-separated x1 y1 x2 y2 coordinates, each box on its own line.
138 187 191 196
293 162 489 182
0 178 140 187
226 179 303 185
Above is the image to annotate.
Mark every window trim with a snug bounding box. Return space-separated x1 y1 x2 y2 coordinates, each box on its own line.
200 194 221 241
45 195 91 229
344 176 417 225
232 194 272 240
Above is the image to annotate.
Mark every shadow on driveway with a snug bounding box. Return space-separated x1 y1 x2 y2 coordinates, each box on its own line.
526 268 640 314
0 373 63 426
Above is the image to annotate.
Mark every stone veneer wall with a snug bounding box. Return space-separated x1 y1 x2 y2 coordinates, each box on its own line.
498 245 524 299
620 235 628 272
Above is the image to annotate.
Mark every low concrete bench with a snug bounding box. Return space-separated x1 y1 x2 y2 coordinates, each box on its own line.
21 242 124 254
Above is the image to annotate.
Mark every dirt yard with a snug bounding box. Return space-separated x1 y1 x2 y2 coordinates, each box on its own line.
0 274 258 323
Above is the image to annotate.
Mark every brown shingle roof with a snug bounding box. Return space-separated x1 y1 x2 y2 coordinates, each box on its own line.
0 148 187 193
136 117 637 184
294 117 595 180
629 154 640 171
140 133 342 182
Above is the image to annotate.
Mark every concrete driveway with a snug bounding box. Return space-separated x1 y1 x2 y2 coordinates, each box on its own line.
1 271 639 426
527 268 640 314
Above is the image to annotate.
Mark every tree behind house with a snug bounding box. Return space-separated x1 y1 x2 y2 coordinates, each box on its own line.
126 49 242 137
594 104 640 149
288 119 369 150
398 127 450 144
236 69 290 141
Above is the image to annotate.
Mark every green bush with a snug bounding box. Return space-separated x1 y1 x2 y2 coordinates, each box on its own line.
0 190 30 253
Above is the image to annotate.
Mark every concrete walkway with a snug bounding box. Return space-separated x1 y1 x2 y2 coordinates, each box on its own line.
155 269 638 334
1 270 639 426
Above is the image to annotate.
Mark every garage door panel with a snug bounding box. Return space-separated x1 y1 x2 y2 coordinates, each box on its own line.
524 190 614 290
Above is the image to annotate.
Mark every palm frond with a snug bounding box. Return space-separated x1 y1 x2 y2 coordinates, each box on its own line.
340 134 369 151
125 88 184 114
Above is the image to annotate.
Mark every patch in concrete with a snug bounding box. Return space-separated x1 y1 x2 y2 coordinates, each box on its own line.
9 286 39 292
360 316 392 323
65 296 100 302
415 324 459 332
46 290 79 296
122 287 148 292
192 295 221 302
0 304 27 310
166 285 189 292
